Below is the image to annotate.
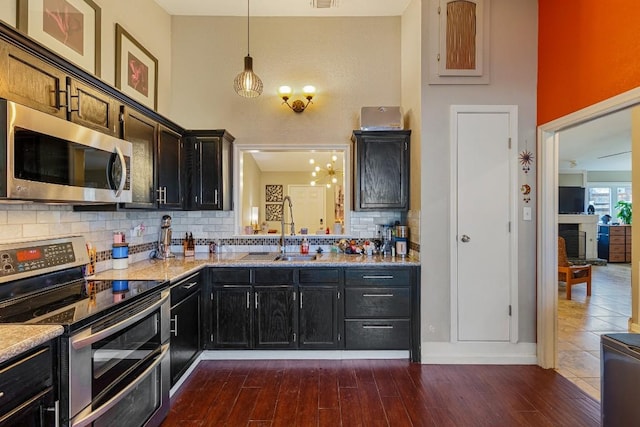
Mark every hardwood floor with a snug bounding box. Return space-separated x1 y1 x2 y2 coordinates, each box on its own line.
162 359 600 426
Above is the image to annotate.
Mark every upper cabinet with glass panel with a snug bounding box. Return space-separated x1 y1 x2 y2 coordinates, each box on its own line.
234 145 350 236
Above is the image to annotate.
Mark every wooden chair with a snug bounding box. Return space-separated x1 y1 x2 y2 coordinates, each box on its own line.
558 236 592 300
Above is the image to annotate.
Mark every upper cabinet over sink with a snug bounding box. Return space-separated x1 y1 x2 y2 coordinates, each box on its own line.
352 130 410 211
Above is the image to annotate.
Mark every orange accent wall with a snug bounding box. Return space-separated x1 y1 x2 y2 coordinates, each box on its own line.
538 1 640 125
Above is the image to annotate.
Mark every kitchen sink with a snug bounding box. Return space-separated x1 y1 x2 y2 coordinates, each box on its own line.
274 254 318 262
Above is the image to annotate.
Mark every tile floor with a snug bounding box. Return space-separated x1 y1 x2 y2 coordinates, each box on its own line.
557 262 632 401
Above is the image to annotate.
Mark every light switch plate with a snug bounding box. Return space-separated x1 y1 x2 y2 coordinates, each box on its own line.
523 207 532 221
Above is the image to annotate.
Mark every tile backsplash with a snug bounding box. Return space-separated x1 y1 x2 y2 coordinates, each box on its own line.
0 204 418 272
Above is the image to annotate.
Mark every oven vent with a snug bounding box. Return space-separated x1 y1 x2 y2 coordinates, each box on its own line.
311 0 338 8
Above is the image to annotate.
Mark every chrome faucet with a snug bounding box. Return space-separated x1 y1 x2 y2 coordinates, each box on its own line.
280 195 295 253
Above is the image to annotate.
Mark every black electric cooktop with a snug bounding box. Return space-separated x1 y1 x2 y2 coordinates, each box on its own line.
0 277 167 328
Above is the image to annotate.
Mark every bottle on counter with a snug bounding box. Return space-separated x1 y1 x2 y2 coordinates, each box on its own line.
301 237 310 254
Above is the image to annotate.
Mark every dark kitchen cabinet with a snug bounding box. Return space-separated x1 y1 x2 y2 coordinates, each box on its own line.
170 272 202 387
157 126 183 209
184 130 234 210
213 285 253 348
255 285 297 348
343 267 420 361
67 77 120 137
209 267 253 349
0 343 57 426
121 106 157 208
352 130 410 211
0 40 120 137
0 40 67 119
253 269 297 348
298 268 342 349
209 267 345 350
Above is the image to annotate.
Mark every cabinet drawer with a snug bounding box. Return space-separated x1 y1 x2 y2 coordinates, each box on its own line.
345 287 410 317
254 268 295 284
344 319 410 349
345 269 410 286
609 227 626 236
609 252 627 262
299 268 340 284
210 268 251 284
170 273 200 304
0 346 52 416
609 235 626 245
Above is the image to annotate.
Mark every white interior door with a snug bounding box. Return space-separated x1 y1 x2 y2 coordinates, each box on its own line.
288 185 326 233
453 106 517 342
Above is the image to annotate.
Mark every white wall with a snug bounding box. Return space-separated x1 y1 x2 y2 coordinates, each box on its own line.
420 0 539 344
169 16 401 140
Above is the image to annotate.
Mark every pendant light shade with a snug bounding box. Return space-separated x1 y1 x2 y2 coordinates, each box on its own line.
234 55 263 98
235 0 263 98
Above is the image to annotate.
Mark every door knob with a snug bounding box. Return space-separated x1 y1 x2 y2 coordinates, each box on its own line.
461 234 471 242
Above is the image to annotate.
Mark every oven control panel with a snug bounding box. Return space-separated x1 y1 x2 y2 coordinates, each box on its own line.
1 242 76 277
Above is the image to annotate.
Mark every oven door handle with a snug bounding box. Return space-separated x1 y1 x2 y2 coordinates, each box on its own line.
71 290 169 350
70 343 169 427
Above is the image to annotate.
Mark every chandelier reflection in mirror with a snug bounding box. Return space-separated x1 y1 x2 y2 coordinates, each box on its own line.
310 154 342 188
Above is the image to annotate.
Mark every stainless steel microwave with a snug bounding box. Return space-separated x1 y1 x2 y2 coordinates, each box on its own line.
0 99 132 204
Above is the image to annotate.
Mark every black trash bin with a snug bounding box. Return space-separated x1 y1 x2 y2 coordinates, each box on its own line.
601 333 640 426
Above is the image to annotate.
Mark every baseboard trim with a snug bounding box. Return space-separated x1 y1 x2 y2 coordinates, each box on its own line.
421 341 538 364
200 349 410 360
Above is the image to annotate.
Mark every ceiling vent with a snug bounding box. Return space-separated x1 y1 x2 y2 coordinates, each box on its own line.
311 0 338 8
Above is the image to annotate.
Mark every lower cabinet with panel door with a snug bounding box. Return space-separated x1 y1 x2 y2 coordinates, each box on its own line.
298 268 343 349
344 267 420 361
208 267 343 350
169 272 202 387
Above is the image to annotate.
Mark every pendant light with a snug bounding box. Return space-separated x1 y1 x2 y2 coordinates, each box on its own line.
234 0 263 98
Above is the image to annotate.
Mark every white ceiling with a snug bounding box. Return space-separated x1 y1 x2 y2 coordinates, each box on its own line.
558 108 632 172
153 0 411 17
247 150 344 172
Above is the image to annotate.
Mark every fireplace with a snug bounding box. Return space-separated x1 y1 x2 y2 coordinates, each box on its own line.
559 224 586 260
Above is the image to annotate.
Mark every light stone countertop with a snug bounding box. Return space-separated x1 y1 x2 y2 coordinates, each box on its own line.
0 324 63 364
0 253 418 366
94 252 420 283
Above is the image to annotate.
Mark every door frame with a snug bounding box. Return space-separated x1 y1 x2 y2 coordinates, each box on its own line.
450 105 519 344
537 87 640 369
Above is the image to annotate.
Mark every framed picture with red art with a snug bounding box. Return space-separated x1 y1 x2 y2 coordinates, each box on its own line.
115 23 158 110
16 0 101 76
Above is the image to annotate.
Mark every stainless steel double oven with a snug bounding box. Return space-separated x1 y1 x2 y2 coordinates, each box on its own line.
0 236 170 427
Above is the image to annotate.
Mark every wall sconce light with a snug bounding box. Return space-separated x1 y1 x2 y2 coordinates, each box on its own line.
279 85 316 113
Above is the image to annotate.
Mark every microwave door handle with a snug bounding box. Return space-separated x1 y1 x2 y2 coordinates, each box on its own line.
113 145 127 198
70 343 169 427
71 291 169 350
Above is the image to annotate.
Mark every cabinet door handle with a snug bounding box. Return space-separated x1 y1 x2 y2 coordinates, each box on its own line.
300 292 303 309
255 292 259 309
362 293 394 297
0 391 4 398
246 291 250 309
362 275 394 280
215 189 219 205
170 315 178 336
182 282 198 290
362 325 394 329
